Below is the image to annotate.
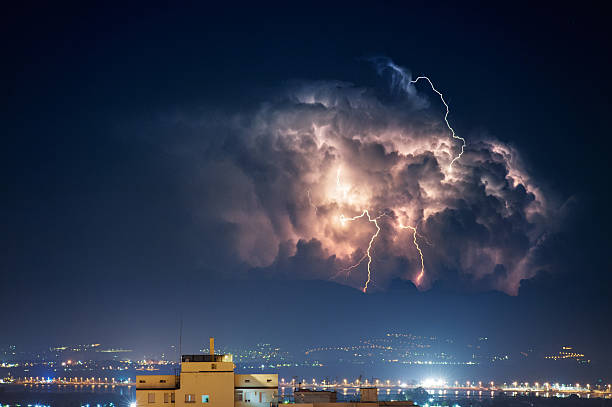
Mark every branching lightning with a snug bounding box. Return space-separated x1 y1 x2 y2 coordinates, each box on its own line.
410 76 465 170
339 210 383 293
303 73 462 293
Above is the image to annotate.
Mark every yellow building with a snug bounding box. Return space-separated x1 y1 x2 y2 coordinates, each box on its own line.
136 338 277 407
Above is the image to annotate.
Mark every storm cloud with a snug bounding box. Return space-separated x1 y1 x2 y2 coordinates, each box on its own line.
163 60 559 295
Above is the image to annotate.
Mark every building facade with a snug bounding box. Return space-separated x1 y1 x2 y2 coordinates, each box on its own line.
136 339 278 407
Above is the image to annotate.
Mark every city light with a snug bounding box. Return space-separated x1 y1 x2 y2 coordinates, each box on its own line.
421 378 445 387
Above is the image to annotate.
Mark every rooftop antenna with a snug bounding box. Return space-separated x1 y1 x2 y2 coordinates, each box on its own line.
179 315 183 363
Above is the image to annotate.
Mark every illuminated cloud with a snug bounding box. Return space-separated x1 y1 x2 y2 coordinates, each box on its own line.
176 60 558 295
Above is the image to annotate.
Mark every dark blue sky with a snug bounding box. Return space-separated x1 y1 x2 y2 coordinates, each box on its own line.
2 2 611 377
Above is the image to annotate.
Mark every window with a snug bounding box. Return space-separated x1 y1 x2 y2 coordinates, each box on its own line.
160 380 166 383
201 395 209 403
234 391 243 402
164 393 170 403
267 379 272 382
148 393 156 403
211 363 216 370
139 380 146 383
245 379 250 383
171 393 175 403
185 394 195 403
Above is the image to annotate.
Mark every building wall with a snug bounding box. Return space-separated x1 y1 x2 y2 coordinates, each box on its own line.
136 375 178 389
234 374 277 388
294 391 336 403
181 361 235 373
175 371 234 407
136 389 176 407
360 388 378 402
234 374 278 407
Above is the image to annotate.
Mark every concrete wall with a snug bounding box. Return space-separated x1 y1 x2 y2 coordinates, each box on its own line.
181 361 235 373
136 375 178 389
175 371 234 407
234 388 275 407
234 374 278 407
360 388 378 402
294 391 336 403
136 389 176 407
234 374 277 388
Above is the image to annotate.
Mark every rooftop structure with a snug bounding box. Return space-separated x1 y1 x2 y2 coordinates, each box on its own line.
136 338 277 407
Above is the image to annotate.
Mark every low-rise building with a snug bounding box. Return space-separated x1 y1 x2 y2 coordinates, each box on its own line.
136 338 415 407
136 338 277 407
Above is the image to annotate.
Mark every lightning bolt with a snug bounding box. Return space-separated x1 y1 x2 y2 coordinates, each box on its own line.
332 253 368 281
410 76 465 170
398 223 426 285
339 210 383 293
327 71 457 292
333 164 429 291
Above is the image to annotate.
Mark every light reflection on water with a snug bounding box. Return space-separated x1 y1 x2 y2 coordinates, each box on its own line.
6 384 134 396
279 386 606 402
2 384 610 407
0 384 136 407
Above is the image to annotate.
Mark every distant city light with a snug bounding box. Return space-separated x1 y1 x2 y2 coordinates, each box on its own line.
421 378 445 387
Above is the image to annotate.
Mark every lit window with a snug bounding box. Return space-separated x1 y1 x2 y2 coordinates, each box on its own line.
201 395 209 403
148 393 156 403
185 394 195 403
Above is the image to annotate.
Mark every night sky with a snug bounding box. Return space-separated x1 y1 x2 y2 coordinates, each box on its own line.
2 2 611 377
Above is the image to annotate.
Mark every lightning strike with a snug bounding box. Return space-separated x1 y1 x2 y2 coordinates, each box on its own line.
308 73 473 291
339 210 383 293
334 254 368 279
410 76 466 170
398 223 426 285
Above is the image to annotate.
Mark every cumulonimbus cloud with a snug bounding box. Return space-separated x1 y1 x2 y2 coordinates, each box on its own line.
171 59 560 295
